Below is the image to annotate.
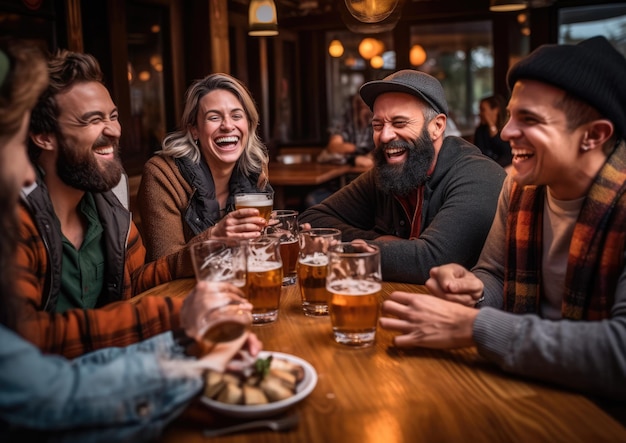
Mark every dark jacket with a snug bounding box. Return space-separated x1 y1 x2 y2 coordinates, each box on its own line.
299 136 507 283
15 175 188 358
138 155 272 261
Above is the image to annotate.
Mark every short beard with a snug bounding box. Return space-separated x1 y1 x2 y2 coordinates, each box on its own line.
56 135 124 193
374 127 435 196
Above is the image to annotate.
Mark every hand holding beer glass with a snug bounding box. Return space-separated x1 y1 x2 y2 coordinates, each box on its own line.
298 228 342 316
234 191 273 234
327 242 382 347
267 210 299 286
188 239 252 350
246 237 283 324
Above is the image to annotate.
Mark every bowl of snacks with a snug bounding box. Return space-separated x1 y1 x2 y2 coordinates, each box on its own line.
201 351 317 418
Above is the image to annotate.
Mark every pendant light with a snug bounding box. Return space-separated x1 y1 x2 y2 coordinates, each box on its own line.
249 0 278 36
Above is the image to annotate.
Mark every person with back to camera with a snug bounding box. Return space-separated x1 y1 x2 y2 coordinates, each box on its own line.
0 37 261 442
473 94 512 169
379 36 626 400
138 73 272 262
299 69 507 284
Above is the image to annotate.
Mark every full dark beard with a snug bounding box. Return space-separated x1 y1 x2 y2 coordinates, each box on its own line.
374 127 435 196
56 135 124 192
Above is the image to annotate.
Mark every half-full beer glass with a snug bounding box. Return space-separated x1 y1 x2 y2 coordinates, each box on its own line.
327 242 381 347
246 237 283 323
297 228 342 316
267 210 299 286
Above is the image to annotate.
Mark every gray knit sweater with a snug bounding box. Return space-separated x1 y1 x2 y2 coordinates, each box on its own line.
472 175 626 400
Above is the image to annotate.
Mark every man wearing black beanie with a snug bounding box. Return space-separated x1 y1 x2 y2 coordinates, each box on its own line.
379 36 626 401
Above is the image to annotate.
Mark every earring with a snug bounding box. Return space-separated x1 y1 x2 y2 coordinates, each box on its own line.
581 144 590 151
194 139 199 146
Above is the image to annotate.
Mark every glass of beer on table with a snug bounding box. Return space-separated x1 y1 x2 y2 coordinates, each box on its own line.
266 210 299 286
246 237 283 324
234 191 274 223
188 239 252 349
327 242 381 347
297 228 342 316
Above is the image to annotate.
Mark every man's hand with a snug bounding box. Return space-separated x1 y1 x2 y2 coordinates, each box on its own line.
379 291 477 349
180 281 252 343
425 264 484 307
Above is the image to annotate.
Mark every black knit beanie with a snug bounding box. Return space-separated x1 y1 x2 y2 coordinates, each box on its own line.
507 36 626 139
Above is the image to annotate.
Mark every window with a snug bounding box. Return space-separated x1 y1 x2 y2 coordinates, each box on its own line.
410 21 493 137
559 3 626 57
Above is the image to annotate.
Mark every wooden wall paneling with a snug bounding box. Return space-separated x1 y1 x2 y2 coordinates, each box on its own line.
64 0 83 52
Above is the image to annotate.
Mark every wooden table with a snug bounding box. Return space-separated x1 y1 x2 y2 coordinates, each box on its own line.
268 161 353 209
136 279 626 443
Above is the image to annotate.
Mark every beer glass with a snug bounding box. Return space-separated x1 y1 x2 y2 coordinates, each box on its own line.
327 242 381 347
234 191 274 223
267 210 299 286
190 239 247 288
189 239 252 348
297 228 342 316
246 237 283 324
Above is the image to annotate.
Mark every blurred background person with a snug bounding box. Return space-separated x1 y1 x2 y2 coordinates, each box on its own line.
306 93 375 206
473 94 512 169
138 73 272 261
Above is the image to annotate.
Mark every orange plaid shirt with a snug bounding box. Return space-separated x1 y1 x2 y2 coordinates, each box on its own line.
14 202 192 358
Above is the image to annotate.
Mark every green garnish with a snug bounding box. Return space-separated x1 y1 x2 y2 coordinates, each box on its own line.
254 355 273 378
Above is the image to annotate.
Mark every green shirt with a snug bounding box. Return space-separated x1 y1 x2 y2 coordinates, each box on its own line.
56 193 105 313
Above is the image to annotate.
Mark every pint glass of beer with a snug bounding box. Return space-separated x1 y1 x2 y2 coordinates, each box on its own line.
246 237 283 323
188 239 252 349
267 210 299 286
190 238 247 288
327 242 381 347
297 228 342 316
234 191 274 222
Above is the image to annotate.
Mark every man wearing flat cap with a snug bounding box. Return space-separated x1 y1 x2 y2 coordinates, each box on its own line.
300 70 506 284
380 36 626 401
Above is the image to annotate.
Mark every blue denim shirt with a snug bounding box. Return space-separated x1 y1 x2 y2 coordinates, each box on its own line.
0 327 203 442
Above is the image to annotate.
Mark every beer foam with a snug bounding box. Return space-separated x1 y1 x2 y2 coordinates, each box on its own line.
299 255 329 266
235 194 273 205
248 261 282 272
327 279 381 295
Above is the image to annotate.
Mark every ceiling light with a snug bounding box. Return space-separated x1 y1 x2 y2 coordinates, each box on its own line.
490 0 527 12
249 0 278 36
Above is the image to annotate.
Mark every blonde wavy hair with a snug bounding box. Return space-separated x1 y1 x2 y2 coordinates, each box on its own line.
159 73 268 186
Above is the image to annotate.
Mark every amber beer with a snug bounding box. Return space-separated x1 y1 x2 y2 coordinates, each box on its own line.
297 255 329 315
245 262 283 323
234 193 273 222
328 279 381 346
280 238 299 285
202 316 250 348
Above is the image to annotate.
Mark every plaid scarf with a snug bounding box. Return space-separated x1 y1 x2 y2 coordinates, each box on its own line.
504 141 626 320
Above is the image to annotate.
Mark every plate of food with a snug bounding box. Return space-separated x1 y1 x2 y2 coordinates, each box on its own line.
201 351 318 419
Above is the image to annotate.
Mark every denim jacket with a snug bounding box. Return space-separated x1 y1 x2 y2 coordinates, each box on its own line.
0 328 202 442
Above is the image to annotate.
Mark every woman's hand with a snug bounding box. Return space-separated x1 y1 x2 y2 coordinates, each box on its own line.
210 208 267 239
